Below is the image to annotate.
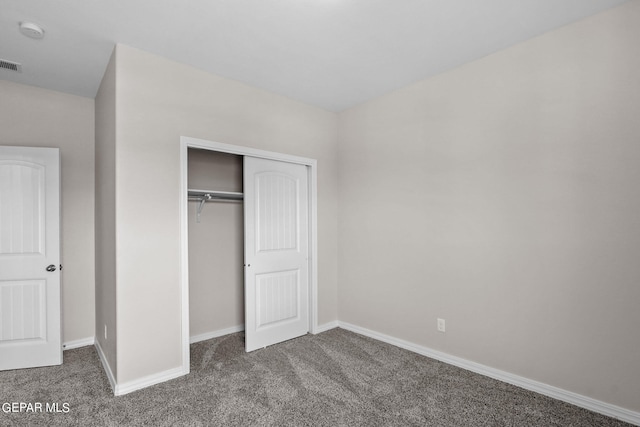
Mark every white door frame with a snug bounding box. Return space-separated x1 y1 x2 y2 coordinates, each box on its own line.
179 136 318 373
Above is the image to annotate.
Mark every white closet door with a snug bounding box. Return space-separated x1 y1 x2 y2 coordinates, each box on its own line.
244 156 309 352
0 146 62 370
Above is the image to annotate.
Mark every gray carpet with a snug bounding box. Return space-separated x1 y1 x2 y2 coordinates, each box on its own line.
0 328 633 426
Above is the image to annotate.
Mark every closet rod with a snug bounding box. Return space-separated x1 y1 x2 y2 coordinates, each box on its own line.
188 189 243 223
188 189 244 201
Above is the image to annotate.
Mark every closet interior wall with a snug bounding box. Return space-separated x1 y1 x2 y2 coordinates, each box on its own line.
188 148 244 339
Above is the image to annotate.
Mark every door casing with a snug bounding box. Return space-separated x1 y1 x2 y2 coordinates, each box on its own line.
179 136 318 374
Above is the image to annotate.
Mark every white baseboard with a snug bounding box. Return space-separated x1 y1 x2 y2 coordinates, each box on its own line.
314 320 338 334
95 338 189 396
189 321 338 343
63 336 95 350
114 365 187 396
338 321 640 426
94 339 116 394
190 325 245 344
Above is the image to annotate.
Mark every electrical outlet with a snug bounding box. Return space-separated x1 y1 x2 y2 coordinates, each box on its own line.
104 325 107 340
437 318 446 333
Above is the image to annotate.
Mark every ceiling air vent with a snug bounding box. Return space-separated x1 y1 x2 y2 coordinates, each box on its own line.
0 59 23 73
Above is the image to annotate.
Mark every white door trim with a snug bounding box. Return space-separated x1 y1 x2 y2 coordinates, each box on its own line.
179 136 319 374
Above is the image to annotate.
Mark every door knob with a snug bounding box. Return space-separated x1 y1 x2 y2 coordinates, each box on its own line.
46 264 57 272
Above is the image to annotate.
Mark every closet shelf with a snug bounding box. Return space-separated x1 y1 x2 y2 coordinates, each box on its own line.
188 189 243 223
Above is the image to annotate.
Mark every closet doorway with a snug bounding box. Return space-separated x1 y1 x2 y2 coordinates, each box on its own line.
179 137 318 371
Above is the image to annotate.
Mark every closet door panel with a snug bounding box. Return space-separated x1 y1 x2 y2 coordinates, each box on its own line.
244 157 308 352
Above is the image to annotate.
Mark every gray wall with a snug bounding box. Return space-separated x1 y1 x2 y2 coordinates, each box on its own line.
107 44 339 384
188 149 244 337
337 2 640 412
0 80 95 346
94 51 118 375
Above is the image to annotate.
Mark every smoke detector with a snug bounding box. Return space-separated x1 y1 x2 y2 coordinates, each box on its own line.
19 22 45 39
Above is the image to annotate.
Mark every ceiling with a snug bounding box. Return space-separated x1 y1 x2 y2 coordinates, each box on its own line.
0 0 628 112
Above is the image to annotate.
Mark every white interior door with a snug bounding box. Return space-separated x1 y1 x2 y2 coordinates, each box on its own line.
0 146 62 370
244 156 309 352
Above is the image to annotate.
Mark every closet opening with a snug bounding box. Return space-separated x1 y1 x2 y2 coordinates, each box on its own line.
187 148 245 344
179 137 319 373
